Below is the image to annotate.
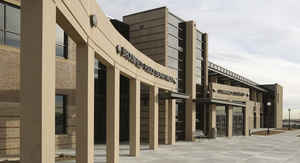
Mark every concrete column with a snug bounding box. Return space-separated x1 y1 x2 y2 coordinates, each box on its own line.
185 100 196 141
76 45 95 163
168 100 176 145
256 103 261 128
208 104 216 138
185 21 196 141
244 105 249 136
20 0 56 162
226 105 233 137
107 67 120 163
149 86 159 150
129 79 140 156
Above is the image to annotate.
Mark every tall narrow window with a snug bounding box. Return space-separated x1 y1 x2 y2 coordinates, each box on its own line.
5 5 20 48
0 2 20 48
0 3 4 44
56 24 68 58
55 95 67 135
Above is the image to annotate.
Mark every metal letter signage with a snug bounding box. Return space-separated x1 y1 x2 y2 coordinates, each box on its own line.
116 45 176 84
217 89 248 97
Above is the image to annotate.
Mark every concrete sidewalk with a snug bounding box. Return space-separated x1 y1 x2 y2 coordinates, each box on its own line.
57 130 300 163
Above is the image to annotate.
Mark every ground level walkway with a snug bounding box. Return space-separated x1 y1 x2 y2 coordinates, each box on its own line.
58 130 300 163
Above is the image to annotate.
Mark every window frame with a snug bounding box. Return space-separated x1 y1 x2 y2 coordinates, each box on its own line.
0 1 20 48
55 94 67 135
56 24 69 59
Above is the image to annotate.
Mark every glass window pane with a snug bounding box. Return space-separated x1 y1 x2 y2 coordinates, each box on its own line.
56 24 64 46
0 30 3 44
168 46 178 59
168 34 178 49
0 4 4 30
168 24 178 37
6 32 20 48
55 95 66 134
6 5 20 33
56 45 64 57
167 56 178 70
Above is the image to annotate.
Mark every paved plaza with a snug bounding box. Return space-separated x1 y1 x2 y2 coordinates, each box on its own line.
58 130 300 163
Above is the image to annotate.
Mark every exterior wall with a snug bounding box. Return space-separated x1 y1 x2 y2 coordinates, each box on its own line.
123 7 167 66
0 37 77 156
275 84 283 128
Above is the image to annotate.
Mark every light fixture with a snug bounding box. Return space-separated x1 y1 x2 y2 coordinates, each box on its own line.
90 15 98 27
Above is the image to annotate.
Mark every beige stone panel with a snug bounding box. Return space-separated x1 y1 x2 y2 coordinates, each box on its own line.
210 83 250 102
130 33 165 44
0 102 19 117
133 39 166 51
0 46 20 90
129 26 165 38
128 19 165 32
208 104 216 138
106 66 120 163
168 100 176 145
226 105 233 137
129 79 141 156
275 84 283 128
256 103 261 128
20 0 56 162
76 45 94 163
0 127 20 139
245 102 252 136
149 86 159 150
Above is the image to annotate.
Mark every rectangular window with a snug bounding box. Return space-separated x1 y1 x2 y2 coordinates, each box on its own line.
6 5 20 33
56 25 68 58
0 2 21 48
0 4 4 30
6 32 19 47
56 95 67 135
167 56 178 70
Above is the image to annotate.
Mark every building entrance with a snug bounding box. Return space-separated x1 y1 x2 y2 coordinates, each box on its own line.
216 105 227 137
233 107 244 136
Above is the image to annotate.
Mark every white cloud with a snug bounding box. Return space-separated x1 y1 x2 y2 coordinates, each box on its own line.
97 0 300 119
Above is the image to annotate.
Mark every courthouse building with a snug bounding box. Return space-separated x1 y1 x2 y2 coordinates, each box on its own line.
0 0 283 163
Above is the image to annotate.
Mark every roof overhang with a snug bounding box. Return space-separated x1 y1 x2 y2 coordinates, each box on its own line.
196 98 246 107
159 91 190 100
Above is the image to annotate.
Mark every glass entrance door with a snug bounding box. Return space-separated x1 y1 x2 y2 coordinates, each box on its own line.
233 107 244 136
216 105 227 137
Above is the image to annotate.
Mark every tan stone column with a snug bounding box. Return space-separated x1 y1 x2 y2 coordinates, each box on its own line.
226 105 233 137
208 104 216 138
76 45 95 163
244 105 249 136
185 100 196 141
129 79 140 156
107 67 120 163
160 100 169 144
168 99 176 145
185 21 196 141
149 86 159 150
20 0 56 162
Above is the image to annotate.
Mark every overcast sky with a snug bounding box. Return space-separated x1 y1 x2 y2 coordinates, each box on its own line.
97 0 300 119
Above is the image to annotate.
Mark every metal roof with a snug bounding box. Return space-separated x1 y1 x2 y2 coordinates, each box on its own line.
208 61 268 92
